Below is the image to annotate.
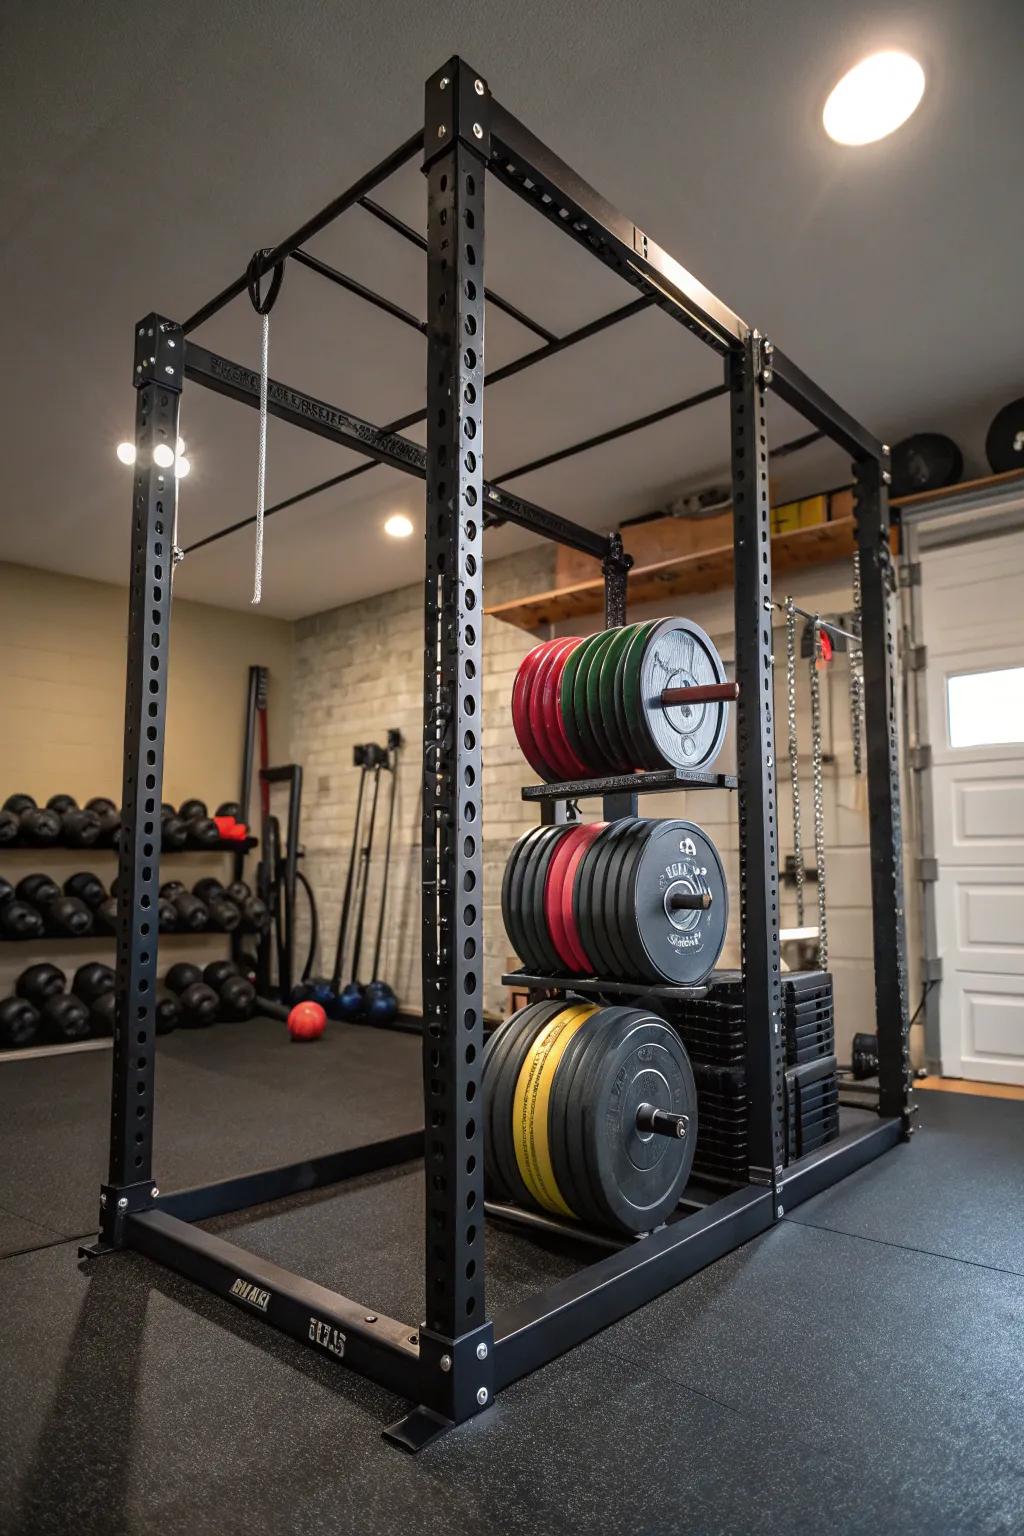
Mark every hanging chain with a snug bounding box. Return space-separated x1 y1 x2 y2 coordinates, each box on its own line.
849 548 864 774
785 597 805 926
809 621 828 970
252 310 269 605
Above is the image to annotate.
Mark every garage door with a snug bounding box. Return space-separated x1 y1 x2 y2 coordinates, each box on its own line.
920 527 1024 1083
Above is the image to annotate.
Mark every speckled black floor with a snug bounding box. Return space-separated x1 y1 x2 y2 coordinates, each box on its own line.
2 1030 1023 1535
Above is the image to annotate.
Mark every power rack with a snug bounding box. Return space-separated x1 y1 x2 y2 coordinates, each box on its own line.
82 57 913 1450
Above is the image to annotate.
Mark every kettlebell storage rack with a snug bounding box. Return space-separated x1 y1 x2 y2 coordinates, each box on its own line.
81 57 912 1451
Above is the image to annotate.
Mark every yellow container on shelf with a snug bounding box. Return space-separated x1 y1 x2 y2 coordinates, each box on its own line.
798 494 827 528
771 500 802 535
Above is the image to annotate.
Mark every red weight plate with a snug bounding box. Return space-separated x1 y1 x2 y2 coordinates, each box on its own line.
512 641 561 782
560 821 605 973
544 821 592 972
542 639 590 781
527 642 564 779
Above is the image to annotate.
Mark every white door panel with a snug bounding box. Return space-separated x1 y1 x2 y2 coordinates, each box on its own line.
959 974 1024 1086
931 764 1024 864
919 534 1024 656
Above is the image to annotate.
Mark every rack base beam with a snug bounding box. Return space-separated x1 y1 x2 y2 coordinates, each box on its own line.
779 1116 902 1209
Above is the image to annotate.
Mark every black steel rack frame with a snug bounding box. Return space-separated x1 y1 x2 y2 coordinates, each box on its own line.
82 57 912 1451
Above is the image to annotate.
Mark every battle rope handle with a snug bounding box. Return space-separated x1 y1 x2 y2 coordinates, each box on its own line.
246 251 285 605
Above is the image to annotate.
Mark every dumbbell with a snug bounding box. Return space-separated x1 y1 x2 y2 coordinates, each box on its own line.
158 896 178 932
0 810 19 846
193 879 241 932
0 996 40 1049
165 962 219 1027
185 816 221 848
16 963 66 1007
64 872 107 910
178 799 208 822
15 874 93 936
46 793 78 816
155 991 181 1035
202 960 256 1021
161 809 189 850
225 880 251 905
236 894 270 933
94 896 118 933
40 991 91 1043
216 801 242 820
0 882 45 938
3 793 36 816
18 806 61 845
85 797 120 845
72 962 115 1007
60 808 101 847
159 883 209 932
88 990 117 1037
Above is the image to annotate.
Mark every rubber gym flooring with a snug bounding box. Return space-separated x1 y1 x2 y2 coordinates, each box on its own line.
1 1020 1023 1535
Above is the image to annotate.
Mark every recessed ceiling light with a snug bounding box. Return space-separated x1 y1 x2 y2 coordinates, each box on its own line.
116 441 136 465
175 455 190 479
823 50 925 146
384 513 414 539
153 443 175 469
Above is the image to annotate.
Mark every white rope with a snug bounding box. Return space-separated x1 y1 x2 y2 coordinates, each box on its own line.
252 311 269 605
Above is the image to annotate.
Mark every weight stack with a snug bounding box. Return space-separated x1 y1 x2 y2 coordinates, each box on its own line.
785 1054 840 1160
782 971 835 1066
671 972 749 1183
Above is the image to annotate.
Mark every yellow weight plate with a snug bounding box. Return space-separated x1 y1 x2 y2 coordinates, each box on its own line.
512 1001 596 1217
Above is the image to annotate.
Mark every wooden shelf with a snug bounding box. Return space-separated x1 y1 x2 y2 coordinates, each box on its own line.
487 516 862 633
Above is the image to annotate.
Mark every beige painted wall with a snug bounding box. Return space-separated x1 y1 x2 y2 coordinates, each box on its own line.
0 562 293 1000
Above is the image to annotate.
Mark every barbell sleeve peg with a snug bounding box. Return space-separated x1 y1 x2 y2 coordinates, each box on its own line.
636 1105 690 1139
659 681 740 707
668 890 713 911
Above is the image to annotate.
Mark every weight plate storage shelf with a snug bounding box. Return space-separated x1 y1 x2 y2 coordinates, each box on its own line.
522 769 736 800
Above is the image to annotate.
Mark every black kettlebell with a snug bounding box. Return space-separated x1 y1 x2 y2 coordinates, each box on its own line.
165 962 203 995
216 801 242 820
202 960 240 993
178 798 208 822
161 814 189 850
17 873 60 907
193 878 225 904
46 793 78 816
185 817 221 848
95 897 119 934
73 962 115 1005
219 975 256 1022
158 897 178 932
178 982 219 1027
16 963 67 1005
40 991 91 1043
89 991 118 1037
61 808 101 847
0 901 44 939
155 992 181 1035
64 872 107 910
18 807 61 845
0 810 19 845
0 996 40 1049
3 793 36 816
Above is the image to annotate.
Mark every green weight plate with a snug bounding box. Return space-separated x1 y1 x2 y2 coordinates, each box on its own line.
579 1010 698 1234
570 633 613 774
583 629 628 775
559 634 599 773
487 999 566 1209
635 618 729 771
598 623 642 772
620 620 663 770
625 819 729 986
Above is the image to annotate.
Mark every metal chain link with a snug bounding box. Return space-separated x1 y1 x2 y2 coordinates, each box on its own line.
809 621 828 970
785 597 805 926
850 549 864 774
252 311 269 605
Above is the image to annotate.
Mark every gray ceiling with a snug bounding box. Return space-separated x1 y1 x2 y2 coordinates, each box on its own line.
2 0 1022 619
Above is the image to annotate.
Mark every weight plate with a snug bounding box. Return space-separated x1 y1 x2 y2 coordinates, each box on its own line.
625 819 728 985
578 821 634 980
571 633 615 774
486 999 567 1208
584 630 629 775
544 821 592 973
538 638 589 781
571 823 610 974
512 1001 598 1217
592 820 647 979
636 619 728 772
559 632 600 773
560 822 604 973
579 1010 697 1234
619 620 662 769
985 396 1024 475
522 825 572 976
553 1005 635 1228
500 829 531 968
609 819 660 980
512 641 561 782
598 623 643 772
505 826 550 971
890 432 963 498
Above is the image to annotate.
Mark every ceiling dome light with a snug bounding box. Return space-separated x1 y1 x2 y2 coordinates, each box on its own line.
384 513 414 539
176 436 187 454
116 441 136 465
174 455 190 478
153 443 175 469
823 51 925 146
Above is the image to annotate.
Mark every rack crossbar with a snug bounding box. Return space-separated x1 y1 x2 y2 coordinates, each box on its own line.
770 347 885 462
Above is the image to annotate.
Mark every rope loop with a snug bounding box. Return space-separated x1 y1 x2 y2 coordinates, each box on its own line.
246 249 284 316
